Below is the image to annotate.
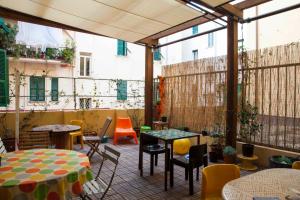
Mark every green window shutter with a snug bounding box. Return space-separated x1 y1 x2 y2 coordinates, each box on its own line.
117 80 127 100
51 78 58 101
117 40 127 56
192 26 198 35
30 76 45 101
0 49 8 107
154 48 161 61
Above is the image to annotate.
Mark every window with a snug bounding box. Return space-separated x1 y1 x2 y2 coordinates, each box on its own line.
30 76 45 101
192 26 198 35
80 53 91 76
79 98 91 109
154 48 161 61
51 78 58 101
117 39 127 56
192 50 198 60
117 80 127 100
208 33 214 47
0 49 9 107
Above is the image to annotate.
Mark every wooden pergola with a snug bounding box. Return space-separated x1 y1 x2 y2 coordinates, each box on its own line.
0 0 276 147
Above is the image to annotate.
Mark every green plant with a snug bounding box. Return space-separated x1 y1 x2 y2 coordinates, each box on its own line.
210 123 225 145
274 156 293 165
0 22 18 52
223 146 236 156
46 48 59 60
239 101 262 143
60 40 75 64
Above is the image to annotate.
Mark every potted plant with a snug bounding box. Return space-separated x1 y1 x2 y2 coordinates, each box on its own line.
209 124 225 162
239 101 262 157
223 146 236 164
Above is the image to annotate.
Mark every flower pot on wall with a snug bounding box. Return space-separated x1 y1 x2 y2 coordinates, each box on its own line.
242 143 254 157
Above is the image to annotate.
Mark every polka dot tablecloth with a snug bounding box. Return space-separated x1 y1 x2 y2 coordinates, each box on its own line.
0 149 93 200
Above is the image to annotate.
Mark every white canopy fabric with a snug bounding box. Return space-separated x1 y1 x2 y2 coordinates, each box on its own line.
16 21 64 48
0 0 207 42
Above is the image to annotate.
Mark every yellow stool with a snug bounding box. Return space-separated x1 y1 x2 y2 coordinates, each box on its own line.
69 120 84 150
173 139 191 155
237 154 258 171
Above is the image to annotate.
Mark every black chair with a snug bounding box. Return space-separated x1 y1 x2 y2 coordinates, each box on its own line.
170 144 208 195
139 133 170 176
80 145 120 200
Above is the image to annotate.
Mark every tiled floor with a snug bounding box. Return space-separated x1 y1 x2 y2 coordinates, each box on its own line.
77 140 253 200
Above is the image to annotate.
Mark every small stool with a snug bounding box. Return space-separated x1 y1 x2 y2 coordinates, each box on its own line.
237 154 258 171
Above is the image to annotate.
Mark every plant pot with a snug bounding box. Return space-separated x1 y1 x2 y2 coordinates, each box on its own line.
209 151 218 162
242 143 254 157
269 155 299 168
161 116 167 122
134 128 140 137
223 154 236 164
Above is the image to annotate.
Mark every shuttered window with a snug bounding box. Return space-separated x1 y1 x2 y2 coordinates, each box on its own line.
30 76 45 101
154 48 161 61
117 40 127 56
0 49 8 107
51 78 58 101
117 80 127 100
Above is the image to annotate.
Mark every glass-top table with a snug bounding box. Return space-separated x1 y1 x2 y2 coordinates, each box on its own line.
139 129 201 191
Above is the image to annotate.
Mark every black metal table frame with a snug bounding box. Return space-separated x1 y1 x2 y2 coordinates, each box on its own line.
138 131 200 191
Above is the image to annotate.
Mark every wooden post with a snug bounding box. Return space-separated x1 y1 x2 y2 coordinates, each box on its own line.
15 70 20 150
226 16 238 147
144 45 154 126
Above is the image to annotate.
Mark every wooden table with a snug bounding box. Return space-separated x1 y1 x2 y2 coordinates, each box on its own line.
237 154 258 171
0 149 92 200
222 168 300 200
153 121 169 130
139 129 200 191
32 124 80 149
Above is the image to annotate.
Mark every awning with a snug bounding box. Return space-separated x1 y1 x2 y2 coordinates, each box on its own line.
0 0 205 42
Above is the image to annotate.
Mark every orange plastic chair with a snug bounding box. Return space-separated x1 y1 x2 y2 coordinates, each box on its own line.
114 117 138 145
201 164 240 200
69 120 84 150
292 161 300 169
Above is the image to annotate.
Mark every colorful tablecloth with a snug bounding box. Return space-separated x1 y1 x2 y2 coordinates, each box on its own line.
0 149 93 200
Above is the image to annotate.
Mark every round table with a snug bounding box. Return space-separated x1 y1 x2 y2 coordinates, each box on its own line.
0 149 93 200
222 168 300 200
32 125 80 149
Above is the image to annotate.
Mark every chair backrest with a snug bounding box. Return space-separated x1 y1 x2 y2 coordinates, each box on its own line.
292 161 300 169
70 120 84 133
116 117 133 129
189 144 207 165
201 164 240 200
0 137 7 154
98 117 112 137
141 133 158 146
19 131 50 150
95 145 121 198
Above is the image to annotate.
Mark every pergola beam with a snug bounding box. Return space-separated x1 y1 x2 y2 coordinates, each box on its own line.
138 0 271 44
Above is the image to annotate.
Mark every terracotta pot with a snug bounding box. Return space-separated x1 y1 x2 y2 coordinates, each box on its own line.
223 154 236 164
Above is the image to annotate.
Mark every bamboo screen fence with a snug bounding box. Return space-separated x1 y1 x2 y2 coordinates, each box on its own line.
161 42 300 152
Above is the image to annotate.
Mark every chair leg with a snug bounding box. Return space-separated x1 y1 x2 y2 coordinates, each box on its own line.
133 134 138 144
69 135 73 150
113 133 118 145
185 168 188 180
80 135 84 149
196 167 199 181
189 166 194 195
150 154 154 176
170 159 174 187
155 154 158 166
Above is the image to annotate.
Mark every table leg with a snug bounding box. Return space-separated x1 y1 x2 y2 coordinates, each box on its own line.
164 140 168 191
197 135 200 145
139 134 143 176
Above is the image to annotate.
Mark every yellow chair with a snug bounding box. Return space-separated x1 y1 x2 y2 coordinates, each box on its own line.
292 161 300 169
69 120 84 150
201 164 240 200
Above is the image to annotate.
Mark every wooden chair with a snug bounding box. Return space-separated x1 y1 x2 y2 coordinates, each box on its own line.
83 117 112 159
19 131 50 150
113 117 138 145
201 164 240 200
170 144 208 195
139 133 170 176
80 145 121 200
69 120 84 150
0 137 7 154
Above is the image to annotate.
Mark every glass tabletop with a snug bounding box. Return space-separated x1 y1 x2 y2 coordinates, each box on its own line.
144 129 199 141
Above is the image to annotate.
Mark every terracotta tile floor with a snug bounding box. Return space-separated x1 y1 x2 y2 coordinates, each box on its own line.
76 140 254 200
